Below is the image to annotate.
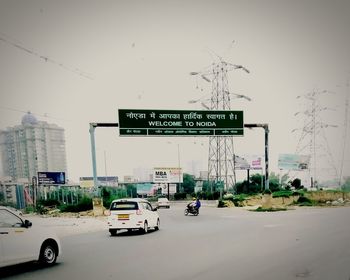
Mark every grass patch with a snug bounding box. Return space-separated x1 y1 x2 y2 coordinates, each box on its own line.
272 190 294 198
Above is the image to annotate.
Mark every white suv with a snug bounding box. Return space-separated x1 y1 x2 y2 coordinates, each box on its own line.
0 206 61 268
107 198 160 236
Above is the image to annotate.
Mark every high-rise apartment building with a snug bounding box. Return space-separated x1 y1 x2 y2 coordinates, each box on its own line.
0 112 67 182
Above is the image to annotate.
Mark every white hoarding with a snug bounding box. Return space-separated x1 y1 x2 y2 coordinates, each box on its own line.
235 155 263 170
153 167 183 183
160 183 177 195
278 154 310 170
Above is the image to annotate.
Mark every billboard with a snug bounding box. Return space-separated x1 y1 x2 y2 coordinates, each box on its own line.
235 155 263 170
161 183 177 195
153 167 183 183
38 172 65 185
118 109 244 136
278 154 310 170
136 183 154 195
79 176 118 188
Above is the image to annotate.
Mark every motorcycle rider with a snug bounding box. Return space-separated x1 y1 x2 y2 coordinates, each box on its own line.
187 197 201 213
195 197 201 213
187 198 197 211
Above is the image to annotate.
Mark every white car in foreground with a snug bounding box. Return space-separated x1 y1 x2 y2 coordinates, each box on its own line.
107 198 160 236
0 206 61 268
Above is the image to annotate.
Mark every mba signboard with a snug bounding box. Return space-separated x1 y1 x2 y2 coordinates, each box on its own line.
153 168 183 183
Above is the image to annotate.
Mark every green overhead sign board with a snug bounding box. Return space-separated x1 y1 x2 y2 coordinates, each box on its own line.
118 109 244 136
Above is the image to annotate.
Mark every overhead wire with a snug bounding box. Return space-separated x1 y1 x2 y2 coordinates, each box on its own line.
0 32 94 80
0 106 71 122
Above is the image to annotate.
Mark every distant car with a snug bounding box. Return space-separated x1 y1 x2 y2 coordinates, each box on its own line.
157 197 170 209
107 198 160 236
0 206 61 268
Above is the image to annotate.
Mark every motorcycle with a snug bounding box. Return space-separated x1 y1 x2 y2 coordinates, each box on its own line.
184 204 199 216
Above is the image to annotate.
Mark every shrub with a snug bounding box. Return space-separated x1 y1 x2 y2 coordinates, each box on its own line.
295 196 314 206
59 196 93 212
24 205 35 214
231 194 250 207
174 192 187 200
223 193 234 200
218 199 227 208
37 198 61 207
218 199 234 208
262 189 272 195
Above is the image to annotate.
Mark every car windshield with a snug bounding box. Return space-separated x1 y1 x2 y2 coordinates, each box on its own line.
110 201 139 211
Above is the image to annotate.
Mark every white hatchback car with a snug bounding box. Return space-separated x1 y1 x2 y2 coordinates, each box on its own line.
0 206 61 268
107 198 160 236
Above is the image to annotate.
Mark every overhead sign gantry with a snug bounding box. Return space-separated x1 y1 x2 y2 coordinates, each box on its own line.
89 110 270 196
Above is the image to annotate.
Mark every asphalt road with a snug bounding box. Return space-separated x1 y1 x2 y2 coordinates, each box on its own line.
2 204 350 280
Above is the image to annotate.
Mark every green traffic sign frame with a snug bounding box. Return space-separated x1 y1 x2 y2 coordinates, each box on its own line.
118 109 244 136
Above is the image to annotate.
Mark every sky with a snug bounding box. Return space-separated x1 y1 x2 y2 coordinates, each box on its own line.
0 0 349 185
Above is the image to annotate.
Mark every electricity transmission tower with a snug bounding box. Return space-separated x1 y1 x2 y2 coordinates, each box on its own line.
293 89 338 188
190 60 250 190
339 80 349 187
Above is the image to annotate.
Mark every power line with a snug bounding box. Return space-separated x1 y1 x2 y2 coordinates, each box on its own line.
0 106 70 122
0 32 94 80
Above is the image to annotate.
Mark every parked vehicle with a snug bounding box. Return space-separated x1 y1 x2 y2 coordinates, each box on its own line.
0 206 61 268
107 198 160 236
157 197 170 209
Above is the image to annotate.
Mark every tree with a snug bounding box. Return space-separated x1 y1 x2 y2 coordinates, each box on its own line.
269 172 281 192
291 178 303 190
341 177 350 191
202 181 211 192
182 173 195 194
125 184 137 198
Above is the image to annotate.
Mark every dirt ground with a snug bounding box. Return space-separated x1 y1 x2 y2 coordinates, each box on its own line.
24 213 107 237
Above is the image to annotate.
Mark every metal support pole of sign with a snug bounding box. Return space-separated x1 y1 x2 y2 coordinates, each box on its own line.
89 123 99 196
89 122 119 197
247 168 250 191
244 124 270 190
167 183 170 200
178 144 182 193
264 125 269 190
32 176 37 208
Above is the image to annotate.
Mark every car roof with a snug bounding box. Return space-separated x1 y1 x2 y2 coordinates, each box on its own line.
158 197 168 200
0 206 21 215
111 198 149 203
